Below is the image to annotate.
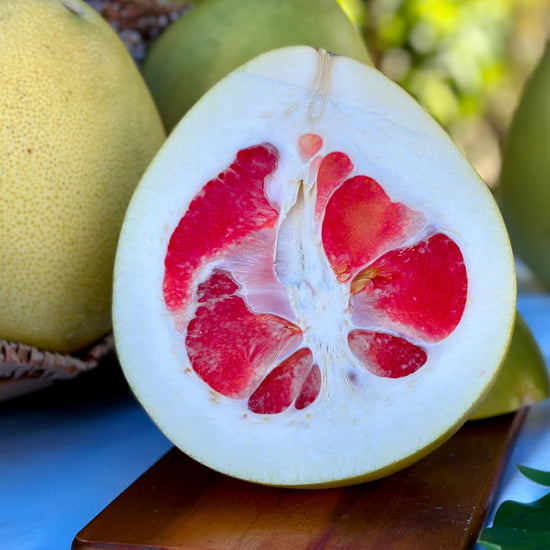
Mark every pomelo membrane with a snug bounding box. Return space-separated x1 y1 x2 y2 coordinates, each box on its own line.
114 47 516 487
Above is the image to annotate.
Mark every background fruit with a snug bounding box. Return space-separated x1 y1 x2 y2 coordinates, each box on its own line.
498 41 550 287
471 313 550 420
0 0 165 354
114 47 515 487
336 0 368 29
141 0 372 132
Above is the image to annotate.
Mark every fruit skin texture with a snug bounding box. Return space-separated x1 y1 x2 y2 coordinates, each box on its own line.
471 313 550 420
498 41 550 287
141 0 372 132
0 0 166 354
114 47 516 488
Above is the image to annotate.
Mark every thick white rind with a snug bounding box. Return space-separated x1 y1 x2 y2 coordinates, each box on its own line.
113 46 516 486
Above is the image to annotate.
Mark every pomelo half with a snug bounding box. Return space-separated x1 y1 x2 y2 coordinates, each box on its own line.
113 46 516 487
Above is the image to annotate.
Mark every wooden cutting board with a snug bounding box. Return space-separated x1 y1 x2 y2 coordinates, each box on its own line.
73 410 526 550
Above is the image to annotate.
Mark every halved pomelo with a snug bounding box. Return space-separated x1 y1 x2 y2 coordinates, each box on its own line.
113 46 516 487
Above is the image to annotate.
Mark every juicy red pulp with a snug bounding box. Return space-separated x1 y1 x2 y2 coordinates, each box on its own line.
164 136 468 415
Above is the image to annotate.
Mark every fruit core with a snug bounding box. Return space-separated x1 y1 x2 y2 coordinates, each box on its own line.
163 134 468 415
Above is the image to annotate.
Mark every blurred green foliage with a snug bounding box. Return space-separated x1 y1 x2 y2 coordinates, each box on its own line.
359 0 549 184
370 0 511 126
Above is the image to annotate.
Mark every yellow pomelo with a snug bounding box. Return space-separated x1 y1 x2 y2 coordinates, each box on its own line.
471 313 549 420
0 0 165 354
141 0 372 132
498 41 550 287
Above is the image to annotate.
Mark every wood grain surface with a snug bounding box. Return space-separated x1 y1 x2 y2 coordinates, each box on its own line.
73 410 526 550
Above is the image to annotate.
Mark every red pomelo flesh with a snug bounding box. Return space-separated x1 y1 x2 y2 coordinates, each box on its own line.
350 233 468 342
186 272 302 399
322 173 426 282
163 144 279 310
248 348 315 414
165 141 467 415
113 46 516 487
348 330 427 378
314 151 353 222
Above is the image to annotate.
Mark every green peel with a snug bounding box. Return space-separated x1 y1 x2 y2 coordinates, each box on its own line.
471 313 549 420
498 41 550 288
142 0 372 132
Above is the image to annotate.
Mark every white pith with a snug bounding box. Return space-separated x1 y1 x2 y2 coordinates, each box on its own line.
276 193 351 361
113 46 516 486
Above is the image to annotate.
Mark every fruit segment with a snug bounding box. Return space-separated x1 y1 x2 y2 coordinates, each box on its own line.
186 271 302 399
298 133 323 160
165 135 468 414
163 144 279 310
248 348 314 414
349 233 468 342
322 174 427 282
294 364 322 410
315 151 354 222
348 330 427 378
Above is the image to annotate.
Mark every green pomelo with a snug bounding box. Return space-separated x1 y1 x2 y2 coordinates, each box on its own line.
471 313 549 420
498 41 550 287
142 0 372 132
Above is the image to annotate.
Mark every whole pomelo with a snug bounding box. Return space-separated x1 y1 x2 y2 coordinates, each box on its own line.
114 46 516 487
498 41 550 286
141 0 372 132
471 313 549 420
0 0 165 354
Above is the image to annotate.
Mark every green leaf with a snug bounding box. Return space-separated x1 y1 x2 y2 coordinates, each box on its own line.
478 539 502 550
492 493 550 531
478 466 550 549
517 465 550 487
479 525 550 549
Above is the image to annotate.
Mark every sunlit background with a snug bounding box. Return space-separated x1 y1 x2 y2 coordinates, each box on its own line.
346 0 549 187
94 0 549 188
